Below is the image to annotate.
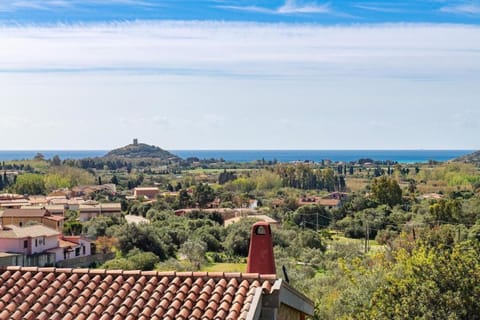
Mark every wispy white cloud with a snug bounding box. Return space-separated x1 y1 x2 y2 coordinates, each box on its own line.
0 0 154 12
217 5 272 14
0 0 67 11
0 21 479 81
440 1 480 15
218 0 332 15
354 3 405 13
278 0 331 14
1 21 479 150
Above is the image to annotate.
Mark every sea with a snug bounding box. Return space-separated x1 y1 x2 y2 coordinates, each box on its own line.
0 150 474 164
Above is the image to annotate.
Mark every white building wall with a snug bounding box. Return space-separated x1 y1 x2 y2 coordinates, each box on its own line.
0 238 27 254
79 212 96 222
30 235 59 254
47 247 65 262
79 239 91 256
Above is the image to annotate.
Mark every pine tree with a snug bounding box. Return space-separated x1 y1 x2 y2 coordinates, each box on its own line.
3 171 8 187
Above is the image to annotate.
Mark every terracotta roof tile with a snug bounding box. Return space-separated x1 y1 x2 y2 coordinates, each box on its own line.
0 267 278 320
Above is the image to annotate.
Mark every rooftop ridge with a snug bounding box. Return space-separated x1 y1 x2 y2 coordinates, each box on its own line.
0 265 315 319
0 266 277 281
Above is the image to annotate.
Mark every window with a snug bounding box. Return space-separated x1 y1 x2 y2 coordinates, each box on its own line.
75 248 80 257
35 239 38 247
23 240 28 249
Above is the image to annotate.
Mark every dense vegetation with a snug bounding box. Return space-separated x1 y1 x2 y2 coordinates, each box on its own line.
1 151 480 319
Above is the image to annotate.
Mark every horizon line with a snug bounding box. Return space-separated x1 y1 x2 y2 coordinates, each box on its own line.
0 148 476 152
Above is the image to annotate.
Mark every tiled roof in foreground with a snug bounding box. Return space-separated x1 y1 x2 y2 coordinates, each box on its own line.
0 266 277 320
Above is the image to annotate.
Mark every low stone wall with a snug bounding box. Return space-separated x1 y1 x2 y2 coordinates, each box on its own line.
56 253 115 268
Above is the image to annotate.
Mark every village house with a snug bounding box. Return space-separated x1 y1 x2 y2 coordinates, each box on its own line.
0 193 29 209
0 199 30 209
46 196 68 206
71 184 117 198
43 204 66 215
78 202 122 221
28 195 49 206
0 224 92 267
0 208 65 231
298 192 349 210
65 198 86 211
52 235 92 262
0 224 60 256
0 193 25 202
0 222 314 319
47 189 72 198
133 186 160 199
29 195 85 210
298 196 341 210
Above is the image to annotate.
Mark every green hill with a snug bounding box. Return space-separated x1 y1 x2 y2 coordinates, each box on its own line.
104 142 180 161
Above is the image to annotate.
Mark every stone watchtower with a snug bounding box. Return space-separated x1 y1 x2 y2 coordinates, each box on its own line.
133 138 138 146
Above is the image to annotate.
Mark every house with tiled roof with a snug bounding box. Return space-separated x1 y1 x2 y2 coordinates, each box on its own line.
0 194 25 201
78 203 122 222
0 222 314 319
0 208 65 231
71 184 117 198
0 196 30 209
0 224 93 267
28 195 49 206
298 196 341 210
48 189 72 199
133 187 160 199
21 205 66 216
0 224 60 256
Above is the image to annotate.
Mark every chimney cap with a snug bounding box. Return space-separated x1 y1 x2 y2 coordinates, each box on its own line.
252 221 271 235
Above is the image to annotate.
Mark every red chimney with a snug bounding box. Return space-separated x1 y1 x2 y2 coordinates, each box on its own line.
247 221 276 275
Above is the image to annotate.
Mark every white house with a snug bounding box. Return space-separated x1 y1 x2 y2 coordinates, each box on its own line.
0 224 92 264
0 224 60 256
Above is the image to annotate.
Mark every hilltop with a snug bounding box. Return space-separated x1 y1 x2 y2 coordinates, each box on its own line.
103 140 180 161
453 150 480 163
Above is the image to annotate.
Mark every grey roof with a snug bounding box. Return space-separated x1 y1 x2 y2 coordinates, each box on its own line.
0 225 60 239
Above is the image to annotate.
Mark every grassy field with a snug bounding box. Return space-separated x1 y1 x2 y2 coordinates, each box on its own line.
346 177 369 193
201 263 247 273
329 234 384 253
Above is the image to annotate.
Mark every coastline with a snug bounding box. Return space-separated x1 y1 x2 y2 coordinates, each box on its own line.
0 149 473 164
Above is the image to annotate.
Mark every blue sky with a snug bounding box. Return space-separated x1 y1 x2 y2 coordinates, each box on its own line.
1 1 480 150
1 0 480 24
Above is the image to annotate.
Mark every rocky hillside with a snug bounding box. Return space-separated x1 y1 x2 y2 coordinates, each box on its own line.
453 150 480 163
